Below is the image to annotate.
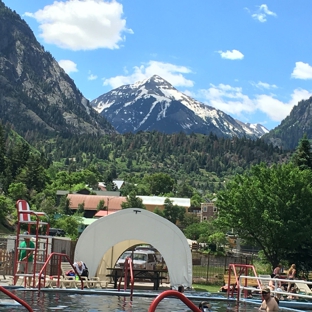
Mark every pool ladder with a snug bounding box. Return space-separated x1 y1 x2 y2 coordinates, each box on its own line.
117 257 134 299
0 285 34 311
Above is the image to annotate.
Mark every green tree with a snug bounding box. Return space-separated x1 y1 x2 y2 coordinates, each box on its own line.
176 181 194 198
120 182 138 196
153 207 164 217
77 202 85 214
180 213 200 229
145 173 175 196
8 182 28 201
0 196 14 222
162 198 185 225
184 222 211 241
292 134 312 170
216 162 312 269
58 196 72 215
190 193 202 208
121 191 146 209
97 200 105 211
0 123 5 175
55 215 81 240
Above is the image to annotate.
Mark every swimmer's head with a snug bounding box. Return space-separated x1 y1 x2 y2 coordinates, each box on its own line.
199 301 211 312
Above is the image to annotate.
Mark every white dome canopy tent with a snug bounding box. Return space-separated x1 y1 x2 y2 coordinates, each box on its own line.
74 208 192 288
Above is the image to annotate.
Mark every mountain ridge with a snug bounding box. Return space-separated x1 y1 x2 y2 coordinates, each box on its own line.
91 75 269 139
0 1 114 139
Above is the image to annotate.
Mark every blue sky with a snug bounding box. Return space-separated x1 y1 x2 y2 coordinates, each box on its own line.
3 0 312 130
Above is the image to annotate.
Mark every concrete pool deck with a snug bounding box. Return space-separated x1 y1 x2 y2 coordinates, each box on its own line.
0 275 172 291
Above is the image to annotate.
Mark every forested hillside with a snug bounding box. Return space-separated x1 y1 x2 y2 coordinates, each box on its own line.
34 130 288 193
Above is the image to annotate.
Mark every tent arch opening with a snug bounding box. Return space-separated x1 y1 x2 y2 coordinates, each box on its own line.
74 208 192 287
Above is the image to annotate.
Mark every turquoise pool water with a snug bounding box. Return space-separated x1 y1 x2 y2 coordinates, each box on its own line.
0 290 303 311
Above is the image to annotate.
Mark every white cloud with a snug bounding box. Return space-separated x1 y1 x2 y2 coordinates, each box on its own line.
251 4 277 22
58 59 78 74
291 62 312 79
25 0 132 51
103 61 194 89
218 50 244 60
255 89 312 121
199 84 255 115
251 81 277 89
88 72 98 81
198 84 312 122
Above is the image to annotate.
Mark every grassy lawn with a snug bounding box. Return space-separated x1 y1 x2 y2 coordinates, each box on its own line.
192 284 221 293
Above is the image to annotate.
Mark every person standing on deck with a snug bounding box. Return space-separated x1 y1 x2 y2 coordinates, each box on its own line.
287 264 296 292
16 232 35 287
272 263 282 277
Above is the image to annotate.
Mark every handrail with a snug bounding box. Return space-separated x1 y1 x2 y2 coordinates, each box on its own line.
37 252 84 292
238 275 312 300
118 257 134 298
148 290 201 312
227 263 261 300
0 285 33 311
125 257 134 298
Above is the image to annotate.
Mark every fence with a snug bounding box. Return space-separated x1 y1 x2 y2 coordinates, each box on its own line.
0 235 76 277
0 250 14 276
192 252 256 285
0 234 256 284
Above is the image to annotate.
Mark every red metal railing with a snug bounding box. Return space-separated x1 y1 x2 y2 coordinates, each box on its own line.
0 285 33 311
37 252 84 292
227 263 261 300
148 290 201 312
117 257 134 298
14 204 50 287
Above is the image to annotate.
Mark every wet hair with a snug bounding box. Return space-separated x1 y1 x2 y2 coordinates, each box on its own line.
199 301 211 311
178 285 184 293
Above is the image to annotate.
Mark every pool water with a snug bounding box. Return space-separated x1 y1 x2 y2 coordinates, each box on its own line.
0 290 292 311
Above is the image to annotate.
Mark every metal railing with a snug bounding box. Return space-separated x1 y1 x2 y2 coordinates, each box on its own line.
238 275 312 301
117 257 134 299
148 290 201 312
226 263 261 300
37 252 84 291
0 285 34 311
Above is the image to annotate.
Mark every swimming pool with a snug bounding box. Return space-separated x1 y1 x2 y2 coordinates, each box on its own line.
0 290 305 311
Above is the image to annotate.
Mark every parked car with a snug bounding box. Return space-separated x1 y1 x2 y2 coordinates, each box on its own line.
135 245 162 263
115 250 158 270
49 228 66 237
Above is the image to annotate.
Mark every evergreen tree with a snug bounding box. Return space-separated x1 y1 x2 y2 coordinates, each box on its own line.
292 134 312 170
121 191 146 209
0 123 5 175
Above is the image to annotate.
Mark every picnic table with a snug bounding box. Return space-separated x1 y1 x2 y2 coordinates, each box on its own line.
106 267 168 290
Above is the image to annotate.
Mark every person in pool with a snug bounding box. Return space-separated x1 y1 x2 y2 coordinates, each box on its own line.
259 287 279 311
198 301 212 312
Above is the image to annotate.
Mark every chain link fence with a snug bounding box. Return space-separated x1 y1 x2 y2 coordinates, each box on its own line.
192 252 256 285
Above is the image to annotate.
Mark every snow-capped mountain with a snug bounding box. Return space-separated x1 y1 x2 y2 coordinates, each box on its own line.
91 75 268 138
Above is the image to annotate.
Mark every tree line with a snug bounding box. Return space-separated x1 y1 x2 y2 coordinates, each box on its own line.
1 121 312 275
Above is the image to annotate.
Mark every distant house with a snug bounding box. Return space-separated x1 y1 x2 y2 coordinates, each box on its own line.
78 217 98 234
56 189 120 205
137 196 191 212
98 180 125 191
67 194 126 218
94 210 117 218
67 194 191 218
200 202 218 221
